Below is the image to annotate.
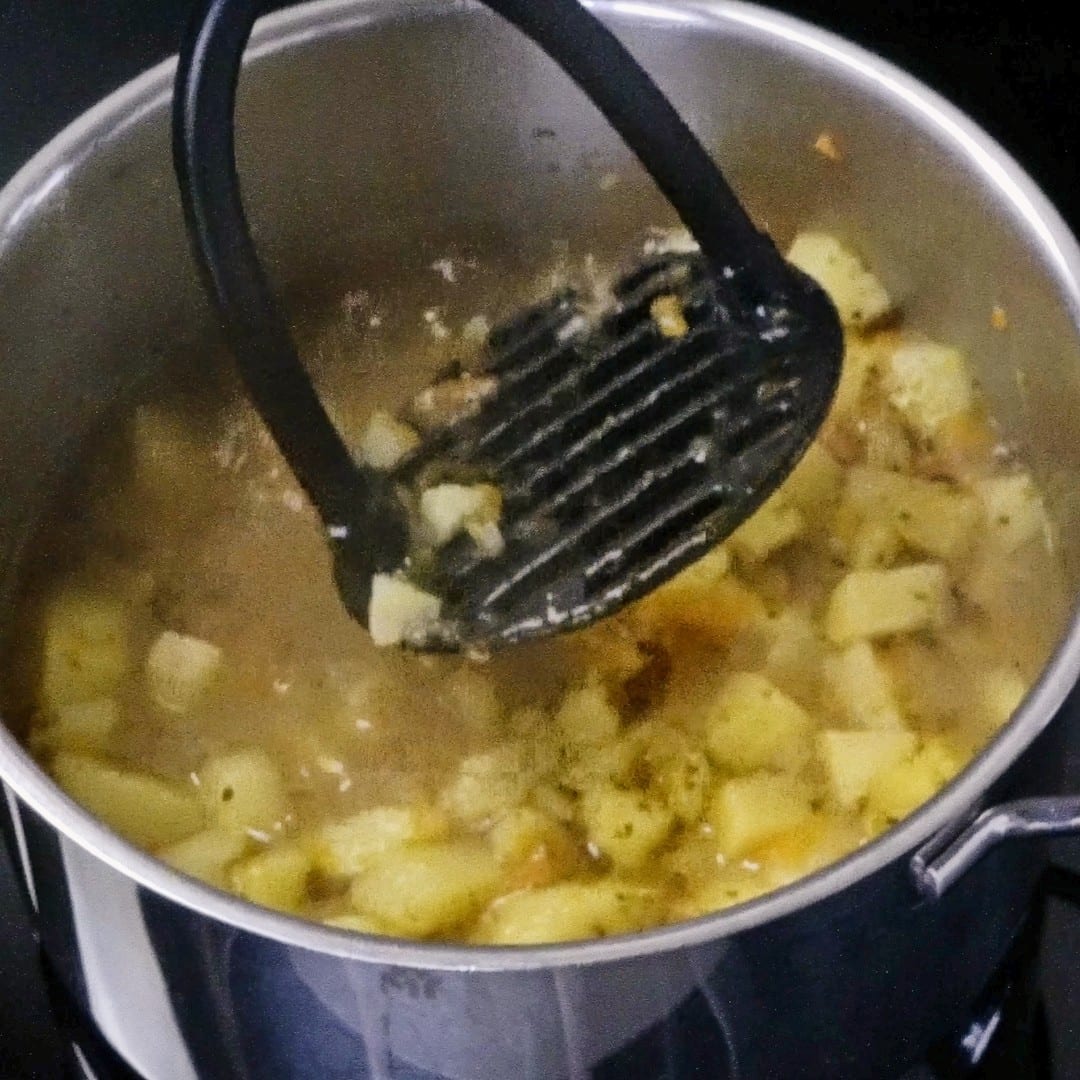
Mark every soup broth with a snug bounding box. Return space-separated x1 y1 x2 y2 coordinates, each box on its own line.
6 235 1068 944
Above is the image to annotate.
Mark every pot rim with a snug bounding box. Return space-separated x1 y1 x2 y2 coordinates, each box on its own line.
2 0 1080 973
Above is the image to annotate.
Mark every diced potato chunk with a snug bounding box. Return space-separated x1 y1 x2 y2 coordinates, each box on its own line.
816 729 917 808
198 748 288 834
865 737 964 828
974 474 1050 553
229 843 312 913
419 483 501 547
786 233 892 328
159 828 249 888
729 495 806 563
650 294 689 338
488 807 567 867
52 752 203 848
778 442 843 512
440 745 530 825
648 744 712 825
823 642 905 729
884 342 973 438
841 467 981 561
578 784 674 871
367 574 442 647
472 882 661 945
556 675 621 745
146 631 223 714
310 804 449 876
357 410 420 470
825 563 949 645
350 840 501 937
705 672 813 774
40 591 129 712
708 773 814 857
979 667 1028 733
31 696 120 755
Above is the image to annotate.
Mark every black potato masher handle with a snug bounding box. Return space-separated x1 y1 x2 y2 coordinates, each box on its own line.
173 0 820 642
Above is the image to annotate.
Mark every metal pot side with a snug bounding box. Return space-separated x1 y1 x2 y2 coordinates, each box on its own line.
2 2 1080 1077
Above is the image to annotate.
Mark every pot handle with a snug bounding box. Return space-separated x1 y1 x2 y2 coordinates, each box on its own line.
911 796 1080 899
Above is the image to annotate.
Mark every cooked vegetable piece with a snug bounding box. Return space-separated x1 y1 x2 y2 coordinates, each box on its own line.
705 672 813 774
817 729 918 808
578 784 674 871
367 574 442 647
419 482 501 547
729 495 806 563
230 843 312 913
310 804 449 877
40 592 129 712
350 840 502 937
31 696 120 755
974 474 1050 553
823 642 905 730
825 563 949 645
708 773 815 857
146 631 223 714
198 748 287 834
160 828 250 888
786 232 892 328
357 410 420 470
52 752 203 848
885 342 973 438
472 882 661 944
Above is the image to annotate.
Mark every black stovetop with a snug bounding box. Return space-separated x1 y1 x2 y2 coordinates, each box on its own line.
2 1 1080 1077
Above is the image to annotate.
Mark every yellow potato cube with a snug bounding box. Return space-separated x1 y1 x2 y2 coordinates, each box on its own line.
842 467 981 561
487 807 568 867
367 574 442 647
650 294 689 338
823 641 905 729
708 773 814 858
356 410 420 470
816 729 917 809
649 745 712 825
578 784 675 871
556 675 621 745
310 804 449 877
824 563 949 645
705 672 814 774
198 748 288 834
778 442 843 512
31 696 120 756
159 828 250 889
146 631 223 715
440 744 530 825
865 737 964 829
40 591 129 712
52 752 203 848
974 474 1051 554
729 495 806 564
884 342 973 438
471 882 661 945
229 843 312 913
350 841 502 937
979 667 1028 734
419 482 501 547
786 233 892 328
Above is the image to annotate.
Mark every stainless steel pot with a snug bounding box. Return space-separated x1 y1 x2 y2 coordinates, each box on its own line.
3 2 1080 1077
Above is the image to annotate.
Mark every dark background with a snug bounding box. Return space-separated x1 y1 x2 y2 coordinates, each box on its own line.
1 1 1079 1077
